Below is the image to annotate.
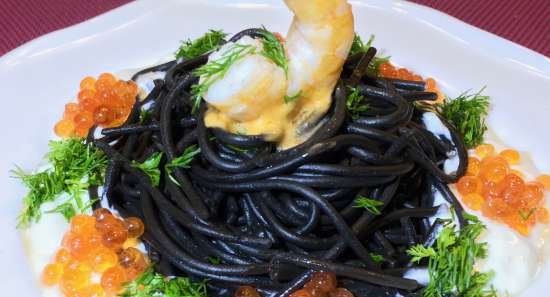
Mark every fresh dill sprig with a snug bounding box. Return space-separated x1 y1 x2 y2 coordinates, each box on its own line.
437 88 490 148
284 90 303 104
407 245 437 263
45 198 97 221
131 152 163 187
350 33 373 56
45 202 77 221
175 30 227 60
139 109 152 124
208 257 222 265
165 145 201 186
13 139 107 227
259 27 288 75
406 215 496 297
368 56 391 77
369 253 385 264
346 87 369 119
227 144 249 153
349 33 390 76
519 208 537 221
191 43 257 113
121 266 208 297
353 195 384 215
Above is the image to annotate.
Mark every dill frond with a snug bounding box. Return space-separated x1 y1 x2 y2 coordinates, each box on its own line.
353 195 383 215
175 30 227 60
14 139 107 227
437 88 490 148
191 43 257 113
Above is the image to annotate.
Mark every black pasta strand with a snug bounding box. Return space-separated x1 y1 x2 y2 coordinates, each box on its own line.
91 39 471 297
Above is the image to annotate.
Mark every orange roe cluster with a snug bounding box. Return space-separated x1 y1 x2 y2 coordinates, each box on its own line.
55 73 138 138
456 144 549 236
41 209 147 297
378 61 443 104
234 272 354 297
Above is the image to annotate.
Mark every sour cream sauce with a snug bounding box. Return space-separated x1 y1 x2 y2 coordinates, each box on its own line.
410 112 550 296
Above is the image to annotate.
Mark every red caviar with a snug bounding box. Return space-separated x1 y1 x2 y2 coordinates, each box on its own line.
41 210 148 297
378 61 443 104
55 73 138 138
234 286 262 297
457 145 549 236
100 266 127 293
537 175 550 190
234 271 355 297
42 263 64 286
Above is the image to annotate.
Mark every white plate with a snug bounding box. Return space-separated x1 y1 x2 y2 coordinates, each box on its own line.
1 0 549 296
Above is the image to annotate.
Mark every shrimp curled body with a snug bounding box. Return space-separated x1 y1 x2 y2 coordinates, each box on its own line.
203 0 354 148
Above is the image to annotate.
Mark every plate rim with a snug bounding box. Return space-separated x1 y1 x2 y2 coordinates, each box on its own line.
1 1 549 296
1 0 549 76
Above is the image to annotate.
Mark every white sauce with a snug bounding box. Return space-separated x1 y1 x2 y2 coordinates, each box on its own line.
467 131 549 296
421 112 461 175
23 198 72 297
477 222 538 295
419 112 550 296
135 71 166 95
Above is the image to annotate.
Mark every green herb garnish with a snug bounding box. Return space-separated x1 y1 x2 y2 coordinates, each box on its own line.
350 33 373 56
45 201 76 221
407 215 496 297
165 145 201 186
227 144 249 153
437 88 490 148
284 90 303 104
131 152 163 187
369 253 385 264
121 266 208 297
353 196 384 215
208 257 222 265
191 43 257 113
519 208 537 221
349 33 390 76
259 27 288 75
139 109 152 124
46 198 98 221
350 34 368 55
368 56 390 77
14 139 107 227
346 87 369 119
175 30 227 60
407 245 437 263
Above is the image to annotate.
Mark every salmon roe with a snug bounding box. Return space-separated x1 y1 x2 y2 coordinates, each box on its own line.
234 286 262 297
466 157 481 176
329 288 354 297
537 174 550 190
499 149 521 165
78 284 106 297
100 266 127 293
41 210 148 297
233 272 353 297
378 61 443 104
54 73 138 138
456 145 549 236
475 144 495 158
42 263 64 286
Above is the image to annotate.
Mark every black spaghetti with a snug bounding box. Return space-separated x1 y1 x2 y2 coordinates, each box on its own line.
90 29 468 297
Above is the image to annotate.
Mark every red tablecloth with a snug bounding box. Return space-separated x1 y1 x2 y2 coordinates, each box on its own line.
0 0 549 57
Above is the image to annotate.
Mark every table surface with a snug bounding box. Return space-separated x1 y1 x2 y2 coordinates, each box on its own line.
0 0 549 57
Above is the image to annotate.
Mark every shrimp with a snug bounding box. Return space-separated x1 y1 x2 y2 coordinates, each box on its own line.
202 0 355 148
